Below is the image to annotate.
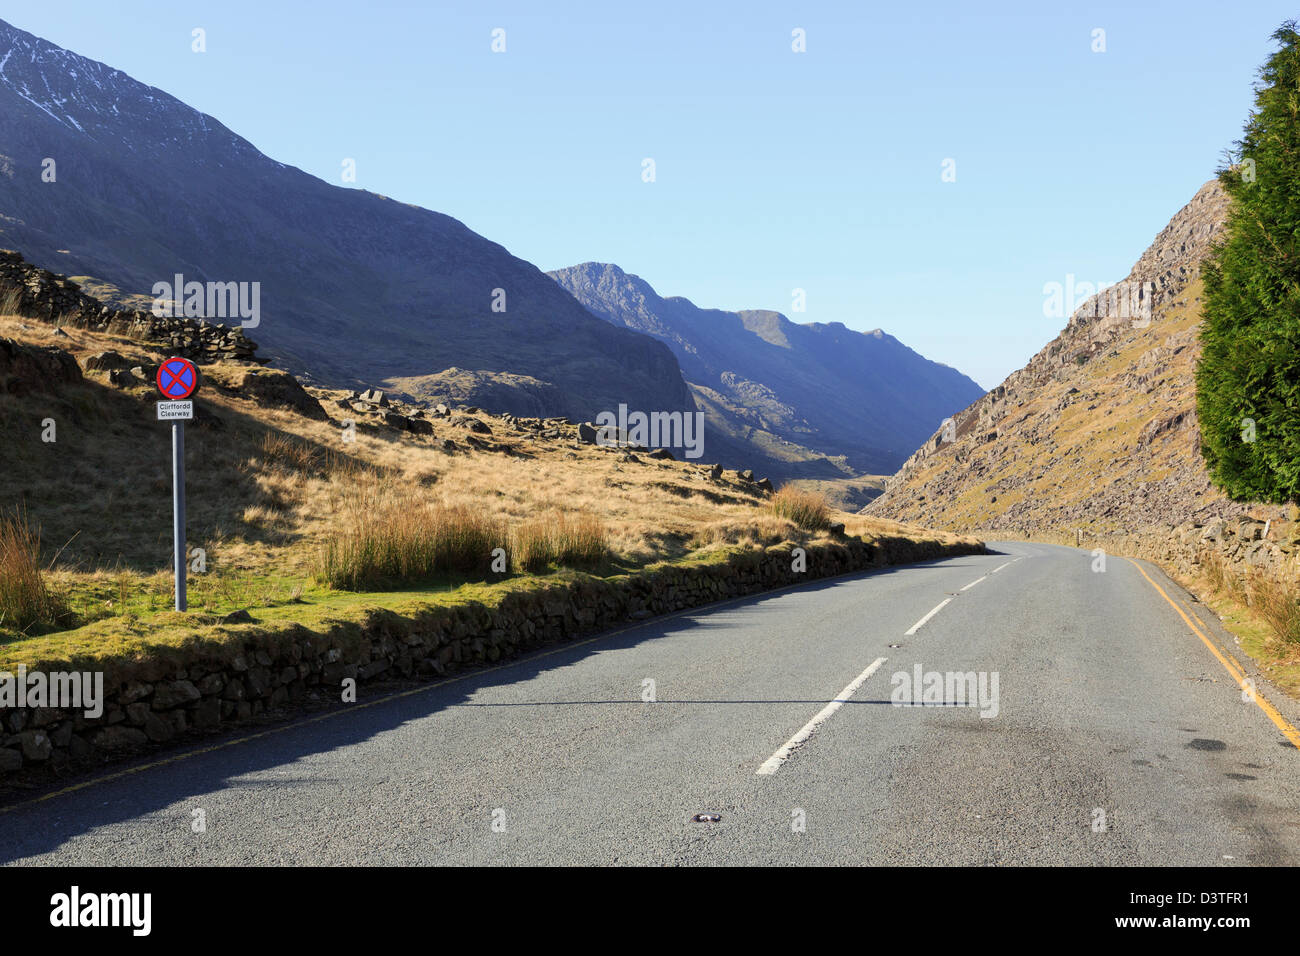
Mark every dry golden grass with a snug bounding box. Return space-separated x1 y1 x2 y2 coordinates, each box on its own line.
1200 550 1300 645
259 432 325 474
511 511 608 572
770 485 832 531
0 311 976 637
0 288 21 318
314 490 504 590
0 508 68 634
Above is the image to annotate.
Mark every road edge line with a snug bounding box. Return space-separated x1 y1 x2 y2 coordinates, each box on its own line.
1124 557 1300 750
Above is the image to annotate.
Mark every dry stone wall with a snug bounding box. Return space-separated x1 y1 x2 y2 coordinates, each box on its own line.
0 249 261 365
1085 515 1299 587
0 535 982 780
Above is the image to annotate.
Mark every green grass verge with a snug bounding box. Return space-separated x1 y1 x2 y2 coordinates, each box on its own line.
0 545 755 674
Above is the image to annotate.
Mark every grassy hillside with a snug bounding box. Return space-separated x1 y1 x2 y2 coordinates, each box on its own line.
870 280 1249 533
0 310 978 665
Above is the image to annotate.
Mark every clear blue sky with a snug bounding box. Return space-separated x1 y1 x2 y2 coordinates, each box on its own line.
9 1 1294 388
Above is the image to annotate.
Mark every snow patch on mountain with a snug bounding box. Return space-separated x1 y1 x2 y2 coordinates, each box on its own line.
0 17 264 161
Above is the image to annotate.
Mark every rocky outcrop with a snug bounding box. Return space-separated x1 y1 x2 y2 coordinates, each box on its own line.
1075 515 1298 594
867 178 1298 603
877 180 1231 500
330 388 440 434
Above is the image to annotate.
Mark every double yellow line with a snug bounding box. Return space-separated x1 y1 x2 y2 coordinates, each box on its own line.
1125 557 1300 749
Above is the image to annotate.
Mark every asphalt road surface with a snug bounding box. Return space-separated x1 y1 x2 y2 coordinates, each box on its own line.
4 542 1299 866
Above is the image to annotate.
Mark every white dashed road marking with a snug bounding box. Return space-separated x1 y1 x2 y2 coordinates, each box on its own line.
905 598 952 636
757 657 888 775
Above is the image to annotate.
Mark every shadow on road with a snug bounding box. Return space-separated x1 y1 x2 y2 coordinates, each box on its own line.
0 553 990 862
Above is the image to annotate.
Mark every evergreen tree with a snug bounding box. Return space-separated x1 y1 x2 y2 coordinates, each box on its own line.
1197 21 1300 503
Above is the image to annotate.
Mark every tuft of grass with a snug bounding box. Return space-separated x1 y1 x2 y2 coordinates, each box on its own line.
0 287 22 317
0 510 68 635
511 512 608 572
314 497 505 590
1255 577 1300 644
769 485 832 532
1201 550 1300 644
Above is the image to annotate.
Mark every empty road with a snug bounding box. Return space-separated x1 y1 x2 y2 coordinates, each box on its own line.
3 542 1298 865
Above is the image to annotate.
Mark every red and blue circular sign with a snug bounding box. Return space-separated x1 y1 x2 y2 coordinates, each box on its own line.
156 356 199 399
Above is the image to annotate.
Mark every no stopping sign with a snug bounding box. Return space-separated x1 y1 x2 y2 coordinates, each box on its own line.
156 356 199 399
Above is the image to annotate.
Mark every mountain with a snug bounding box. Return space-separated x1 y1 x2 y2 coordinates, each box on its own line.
0 18 694 422
548 262 986 482
866 180 1294 578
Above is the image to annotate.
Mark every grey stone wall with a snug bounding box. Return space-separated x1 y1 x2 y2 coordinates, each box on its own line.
0 249 261 365
0 535 982 779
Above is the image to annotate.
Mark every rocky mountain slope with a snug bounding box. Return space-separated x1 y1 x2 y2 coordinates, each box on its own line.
549 262 985 482
868 180 1296 578
0 17 693 423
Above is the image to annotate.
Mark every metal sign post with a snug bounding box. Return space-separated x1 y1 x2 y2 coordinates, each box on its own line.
172 419 186 611
156 357 199 612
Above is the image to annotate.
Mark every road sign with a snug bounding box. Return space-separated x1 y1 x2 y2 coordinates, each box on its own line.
155 356 197 611
157 401 194 420
156 356 198 400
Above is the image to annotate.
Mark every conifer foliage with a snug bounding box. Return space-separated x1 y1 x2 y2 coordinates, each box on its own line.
1197 21 1300 503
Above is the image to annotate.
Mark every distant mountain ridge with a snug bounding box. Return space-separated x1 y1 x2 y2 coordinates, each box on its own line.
549 262 986 481
0 17 694 422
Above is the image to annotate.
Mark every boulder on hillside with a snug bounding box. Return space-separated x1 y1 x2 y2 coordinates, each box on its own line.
359 388 388 406
450 416 492 435
581 423 646 451
82 350 132 372
383 410 433 434
237 368 329 421
0 337 83 394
